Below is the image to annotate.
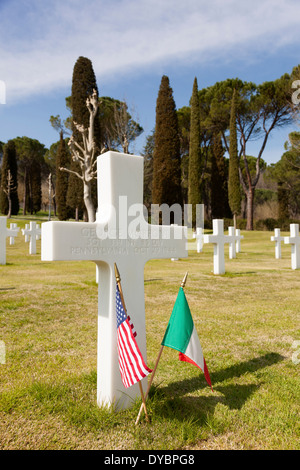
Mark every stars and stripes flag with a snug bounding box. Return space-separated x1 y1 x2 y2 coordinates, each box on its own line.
116 283 152 388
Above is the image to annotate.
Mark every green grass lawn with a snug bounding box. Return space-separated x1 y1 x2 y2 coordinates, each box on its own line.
0 218 299 449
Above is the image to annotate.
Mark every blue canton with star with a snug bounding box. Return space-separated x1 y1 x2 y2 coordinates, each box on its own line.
116 285 127 328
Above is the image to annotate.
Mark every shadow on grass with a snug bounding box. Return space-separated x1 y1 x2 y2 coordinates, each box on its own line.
151 352 284 423
2 353 284 437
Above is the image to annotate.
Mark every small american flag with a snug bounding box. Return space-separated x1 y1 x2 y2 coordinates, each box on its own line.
116 283 152 388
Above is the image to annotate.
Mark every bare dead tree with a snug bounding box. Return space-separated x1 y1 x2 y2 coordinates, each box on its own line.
60 89 98 222
105 100 143 154
113 101 130 153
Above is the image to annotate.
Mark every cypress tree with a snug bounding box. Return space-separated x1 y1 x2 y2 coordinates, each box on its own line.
143 130 155 210
30 159 41 214
152 75 182 211
67 56 100 220
211 132 227 219
0 140 19 215
228 89 241 227
188 77 202 227
0 144 10 214
56 131 70 220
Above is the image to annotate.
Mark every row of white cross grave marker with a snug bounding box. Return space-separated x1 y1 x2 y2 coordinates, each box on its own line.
0 216 243 274
0 218 41 264
1 210 299 273
1 151 300 411
191 222 244 275
271 225 300 269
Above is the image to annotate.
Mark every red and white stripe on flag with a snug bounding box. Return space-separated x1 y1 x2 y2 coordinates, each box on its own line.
117 317 152 388
116 282 152 388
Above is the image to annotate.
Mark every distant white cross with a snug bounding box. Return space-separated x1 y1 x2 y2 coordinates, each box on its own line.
41 151 187 410
271 228 284 259
23 224 29 242
284 224 300 269
235 229 243 253
0 217 19 264
8 223 19 245
193 227 203 253
22 222 41 254
228 226 237 259
197 204 205 229
203 219 234 274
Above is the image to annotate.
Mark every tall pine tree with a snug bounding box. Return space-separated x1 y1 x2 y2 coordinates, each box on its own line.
30 159 42 214
228 89 241 228
0 140 19 216
152 75 182 212
56 131 70 220
188 77 202 228
210 132 230 219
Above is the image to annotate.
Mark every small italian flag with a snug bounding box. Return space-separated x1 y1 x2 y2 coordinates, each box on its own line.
161 287 213 391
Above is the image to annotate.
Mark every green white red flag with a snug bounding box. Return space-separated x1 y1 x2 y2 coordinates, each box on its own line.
161 287 213 391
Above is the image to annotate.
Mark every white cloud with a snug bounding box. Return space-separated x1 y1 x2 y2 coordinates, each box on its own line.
0 0 299 101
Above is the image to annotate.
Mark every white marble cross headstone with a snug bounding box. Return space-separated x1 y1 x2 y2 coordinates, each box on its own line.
24 224 29 242
0 217 19 264
22 222 41 254
9 223 19 245
197 204 205 229
193 227 203 253
271 228 284 259
41 151 187 410
228 227 237 259
203 219 233 274
235 229 244 253
284 224 300 269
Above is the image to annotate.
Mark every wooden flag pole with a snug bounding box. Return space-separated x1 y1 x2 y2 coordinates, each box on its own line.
135 272 188 426
114 263 150 423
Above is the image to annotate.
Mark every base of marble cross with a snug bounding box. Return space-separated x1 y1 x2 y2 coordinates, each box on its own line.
193 227 203 253
271 228 284 259
284 224 300 269
42 151 188 410
0 217 7 265
0 217 20 264
228 227 236 259
235 229 244 253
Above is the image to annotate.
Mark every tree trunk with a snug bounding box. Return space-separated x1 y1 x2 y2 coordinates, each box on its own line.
246 187 254 230
233 213 237 229
83 180 95 222
52 195 57 217
7 197 11 219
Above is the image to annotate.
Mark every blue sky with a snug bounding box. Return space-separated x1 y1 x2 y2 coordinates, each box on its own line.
0 0 299 164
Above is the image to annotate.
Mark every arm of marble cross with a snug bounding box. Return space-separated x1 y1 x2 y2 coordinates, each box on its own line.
138 224 188 263
41 221 100 261
41 221 188 263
